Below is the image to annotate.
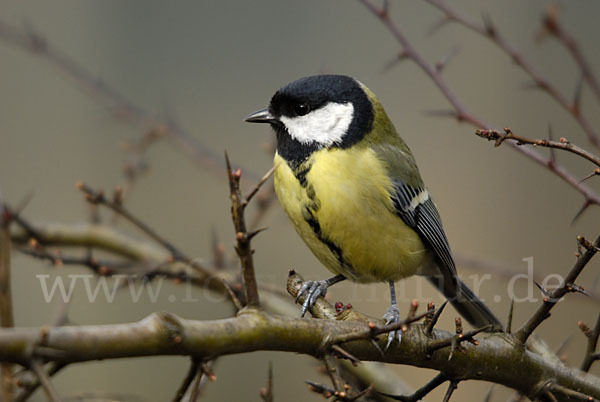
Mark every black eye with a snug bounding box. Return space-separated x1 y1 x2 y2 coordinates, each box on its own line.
294 102 310 116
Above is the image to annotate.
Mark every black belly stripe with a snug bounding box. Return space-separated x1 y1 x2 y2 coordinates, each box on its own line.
294 164 311 188
303 207 349 270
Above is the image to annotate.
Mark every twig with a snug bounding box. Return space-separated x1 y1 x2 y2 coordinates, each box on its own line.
427 325 491 355
332 310 431 346
259 361 273 402
225 153 273 308
0 196 14 402
580 313 600 372
358 0 600 215
0 20 231 177
506 298 515 334
546 382 598 402
425 300 448 334
172 358 200 402
323 354 346 396
515 235 600 343
14 362 66 402
331 344 361 366
476 128 600 168
540 5 600 103
380 373 447 401
0 310 599 399
424 0 600 149
76 182 188 263
442 381 458 402
189 361 215 402
455 253 600 304
29 361 61 402
189 369 204 402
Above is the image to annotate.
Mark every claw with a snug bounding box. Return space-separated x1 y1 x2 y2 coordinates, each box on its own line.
296 280 330 317
383 304 402 351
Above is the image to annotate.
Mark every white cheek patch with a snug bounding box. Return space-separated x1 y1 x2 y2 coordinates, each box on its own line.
279 102 354 146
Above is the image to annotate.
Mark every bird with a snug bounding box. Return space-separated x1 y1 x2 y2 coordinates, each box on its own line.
245 74 502 346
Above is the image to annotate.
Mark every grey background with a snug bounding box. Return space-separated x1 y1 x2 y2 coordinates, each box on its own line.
1 0 599 400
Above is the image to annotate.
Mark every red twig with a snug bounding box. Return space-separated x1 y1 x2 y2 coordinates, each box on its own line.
424 0 600 149
358 0 600 214
515 235 600 343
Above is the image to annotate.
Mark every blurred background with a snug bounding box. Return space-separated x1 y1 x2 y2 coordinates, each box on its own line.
1 0 599 400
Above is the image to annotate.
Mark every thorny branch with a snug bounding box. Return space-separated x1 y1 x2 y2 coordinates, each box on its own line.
225 154 276 307
539 5 600 104
0 20 227 179
0 199 15 401
0 0 600 401
579 313 600 372
0 287 598 401
359 0 600 217
476 128 600 168
515 235 600 343
424 0 600 149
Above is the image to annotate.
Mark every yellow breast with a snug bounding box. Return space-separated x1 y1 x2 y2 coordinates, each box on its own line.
273 147 429 283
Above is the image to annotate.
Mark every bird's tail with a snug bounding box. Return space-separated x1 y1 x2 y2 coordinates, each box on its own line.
426 276 503 331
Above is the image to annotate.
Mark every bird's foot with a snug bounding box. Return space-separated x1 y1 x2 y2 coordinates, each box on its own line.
296 280 330 317
383 303 402 350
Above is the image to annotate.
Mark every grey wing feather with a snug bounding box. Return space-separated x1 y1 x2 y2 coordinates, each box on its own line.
391 180 503 330
391 181 457 280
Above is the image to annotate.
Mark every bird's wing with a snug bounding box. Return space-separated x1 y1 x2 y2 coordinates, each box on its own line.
390 180 457 280
370 142 458 281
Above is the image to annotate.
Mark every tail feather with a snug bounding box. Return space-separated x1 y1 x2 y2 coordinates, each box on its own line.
426 276 503 331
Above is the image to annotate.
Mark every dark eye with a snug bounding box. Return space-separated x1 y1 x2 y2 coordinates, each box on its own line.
294 102 310 116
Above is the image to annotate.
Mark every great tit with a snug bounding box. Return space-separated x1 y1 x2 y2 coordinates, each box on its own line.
246 75 502 345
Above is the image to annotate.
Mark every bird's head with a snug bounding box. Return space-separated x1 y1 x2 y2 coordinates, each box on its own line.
245 75 376 165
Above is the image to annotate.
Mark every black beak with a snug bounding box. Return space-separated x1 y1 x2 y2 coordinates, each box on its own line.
244 107 276 124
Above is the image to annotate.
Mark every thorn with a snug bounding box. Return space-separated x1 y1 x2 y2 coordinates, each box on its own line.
534 281 552 298
547 125 557 165
448 337 458 361
247 227 268 241
331 344 361 366
483 385 494 402
369 338 384 357
566 282 588 296
506 297 515 334
427 16 451 36
382 0 390 16
14 192 34 216
572 73 584 116
442 381 458 402
481 12 495 37
381 51 409 74
571 200 591 225
578 168 600 183
555 334 572 357
435 46 461 73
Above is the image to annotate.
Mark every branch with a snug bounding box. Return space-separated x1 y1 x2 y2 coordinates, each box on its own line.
380 373 447 401
76 182 193 266
476 128 600 168
515 235 600 343
580 313 600 372
0 20 229 178
358 0 600 212
0 309 598 401
0 200 14 401
29 360 60 402
225 154 275 307
424 0 600 149
539 5 600 103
